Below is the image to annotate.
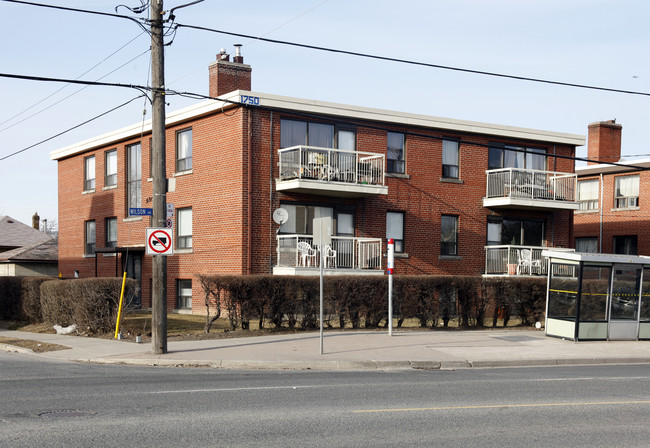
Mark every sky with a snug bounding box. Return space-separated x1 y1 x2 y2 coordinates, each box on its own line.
0 0 648 229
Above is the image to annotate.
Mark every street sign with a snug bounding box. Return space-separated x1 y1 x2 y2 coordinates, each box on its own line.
130 207 153 216
166 203 174 218
146 228 174 256
166 218 173 228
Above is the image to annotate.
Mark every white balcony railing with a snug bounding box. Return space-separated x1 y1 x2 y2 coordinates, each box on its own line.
277 235 382 270
485 168 576 202
278 146 385 187
485 245 575 276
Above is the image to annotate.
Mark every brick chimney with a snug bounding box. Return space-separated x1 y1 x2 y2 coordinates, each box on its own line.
32 212 40 230
208 44 252 98
587 120 622 165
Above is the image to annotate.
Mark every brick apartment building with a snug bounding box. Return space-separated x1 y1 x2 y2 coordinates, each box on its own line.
50 48 585 313
574 120 648 255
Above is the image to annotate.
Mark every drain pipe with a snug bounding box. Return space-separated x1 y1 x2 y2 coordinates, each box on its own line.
247 107 253 274
599 173 604 252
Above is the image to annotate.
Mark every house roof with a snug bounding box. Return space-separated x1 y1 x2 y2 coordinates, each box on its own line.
575 157 650 176
0 216 53 250
50 90 586 161
0 238 58 263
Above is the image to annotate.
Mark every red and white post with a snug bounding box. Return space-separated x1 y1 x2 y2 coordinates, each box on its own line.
387 238 394 336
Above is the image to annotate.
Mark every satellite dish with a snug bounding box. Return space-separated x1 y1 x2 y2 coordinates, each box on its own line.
273 208 289 225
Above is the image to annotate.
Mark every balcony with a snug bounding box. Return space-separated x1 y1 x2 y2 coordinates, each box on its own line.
483 168 578 210
277 146 388 198
273 235 384 276
485 245 575 276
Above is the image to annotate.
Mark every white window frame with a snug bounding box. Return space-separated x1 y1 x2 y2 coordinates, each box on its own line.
176 128 193 172
386 211 404 253
176 279 192 309
84 155 95 191
387 132 405 174
127 143 142 211
577 179 599 210
615 175 639 209
105 149 117 187
177 207 193 249
442 140 459 179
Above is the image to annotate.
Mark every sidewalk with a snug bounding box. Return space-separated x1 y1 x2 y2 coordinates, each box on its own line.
3 327 650 370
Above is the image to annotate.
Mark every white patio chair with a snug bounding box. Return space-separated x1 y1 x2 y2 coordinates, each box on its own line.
323 244 337 268
297 241 317 267
517 248 541 275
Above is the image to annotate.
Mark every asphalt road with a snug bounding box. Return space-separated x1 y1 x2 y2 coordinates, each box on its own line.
2 352 650 447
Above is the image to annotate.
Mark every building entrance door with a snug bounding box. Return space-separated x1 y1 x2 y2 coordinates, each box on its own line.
608 264 641 340
124 253 142 309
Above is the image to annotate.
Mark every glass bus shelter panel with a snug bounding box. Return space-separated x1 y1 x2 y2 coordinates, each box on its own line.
578 265 610 340
611 266 641 320
579 266 610 321
640 267 650 339
546 262 579 340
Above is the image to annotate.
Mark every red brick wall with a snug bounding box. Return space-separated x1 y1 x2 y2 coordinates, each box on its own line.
57 104 578 312
574 171 648 254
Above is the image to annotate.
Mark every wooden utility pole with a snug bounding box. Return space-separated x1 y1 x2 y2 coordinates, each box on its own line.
150 0 167 354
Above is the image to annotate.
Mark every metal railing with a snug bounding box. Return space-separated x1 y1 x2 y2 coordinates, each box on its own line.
485 168 576 202
485 245 575 276
276 235 383 270
278 146 385 187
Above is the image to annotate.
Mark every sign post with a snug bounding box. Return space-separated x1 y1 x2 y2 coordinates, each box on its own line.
387 238 395 336
313 216 332 355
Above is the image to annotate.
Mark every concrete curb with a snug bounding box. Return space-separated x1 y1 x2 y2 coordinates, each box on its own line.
68 356 650 371
1 344 35 355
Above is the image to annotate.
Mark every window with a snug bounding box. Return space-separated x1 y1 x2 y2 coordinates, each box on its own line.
387 132 405 174
127 143 141 211
105 217 117 248
488 145 546 171
577 179 599 210
575 237 598 253
614 235 637 255
386 211 404 252
177 207 193 249
279 204 334 235
84 155 95 191
441 215 458 256
85 220 96 255
280 119 336 149
488 217 544 246
442 140 459 179
105 149 117 187
615 175 639 209
176 279 192 309
176 128 192 172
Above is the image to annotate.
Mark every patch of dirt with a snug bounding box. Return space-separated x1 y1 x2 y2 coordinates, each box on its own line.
0 336 70 353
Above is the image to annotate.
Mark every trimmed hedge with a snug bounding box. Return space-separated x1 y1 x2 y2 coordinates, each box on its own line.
198 274 548 332
0 276 53 322
40 277 136 333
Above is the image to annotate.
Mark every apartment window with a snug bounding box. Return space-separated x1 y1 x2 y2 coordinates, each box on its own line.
176 128 192 172
615 175 639 209
488 217 544 246
279 204 334 235
85 220 96 255
176 279 192 309
177 207 193 249
84 155 95 191
442 139 459 179
575 237 598 253
441 215 458 256
488 145 546 171
105 217 117 248
387 132 405 174
127 143 141 211
280 119 335 149
105 149 117 187
577 179 599 210
614 235 637 255
386 211 404 252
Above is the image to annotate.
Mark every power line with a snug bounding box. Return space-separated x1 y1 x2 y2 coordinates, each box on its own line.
175 23 650 99
0 72 152 97
0 95 145 161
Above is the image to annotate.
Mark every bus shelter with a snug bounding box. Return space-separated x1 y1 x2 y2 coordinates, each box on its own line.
542 250 650 341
